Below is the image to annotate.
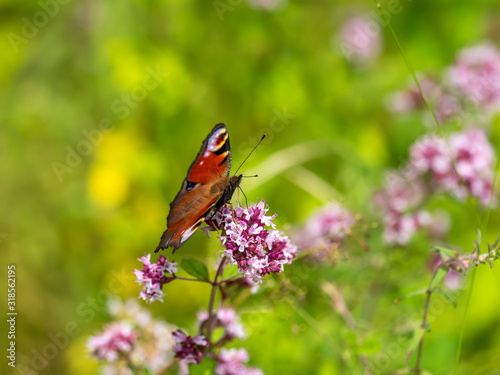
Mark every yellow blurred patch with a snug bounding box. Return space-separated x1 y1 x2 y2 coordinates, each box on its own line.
133 193 167 228
87 129 145 208
0 24 23 84
105 39 147 91
66 335 99 375
88 165 130 208
356 125 388 166
96 127 142 161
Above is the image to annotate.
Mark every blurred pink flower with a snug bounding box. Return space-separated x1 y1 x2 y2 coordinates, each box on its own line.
435 93 462 123
386 76 439 113
382 211 430 245
447 43 500 111
216 348 263 375
409 135 451 178
449 128 496 205
92 299 176 373
377 128 496 245
295 203 356 251
339 16 382 64
217 308 247 339
375 171 430 245
386 75 464 124
409 129 496 205
426 210 451 239
88 322 137 362
197 307 246 340
247 0 285 11
374 172 426 213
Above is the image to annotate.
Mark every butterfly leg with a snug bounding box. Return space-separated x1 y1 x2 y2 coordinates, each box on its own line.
229 202 241 231
237 186 249 209
204 206 224 240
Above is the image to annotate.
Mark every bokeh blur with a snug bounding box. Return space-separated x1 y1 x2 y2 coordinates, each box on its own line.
2 0 500 374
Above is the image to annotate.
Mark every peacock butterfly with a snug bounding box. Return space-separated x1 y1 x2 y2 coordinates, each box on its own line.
155 124 242 252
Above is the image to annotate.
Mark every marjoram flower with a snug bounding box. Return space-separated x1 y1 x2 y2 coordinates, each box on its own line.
447 43 500 111
197 307 246 340
133 254 177 303
215 348 263 375
172 329 208 365
207 200 297 283
88 322 137 362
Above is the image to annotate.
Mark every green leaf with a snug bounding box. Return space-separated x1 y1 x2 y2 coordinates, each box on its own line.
405 327 426 364
180 258 210 281
435 287 457 308
345 331 357 347
434 246 459 258
130 368 153 375
222 263 240 280
476 228 482 246
211 326 225 343
357 335 381 355
189 357 217 375
491 234 500 248
429 265 448 291
394 288 427 304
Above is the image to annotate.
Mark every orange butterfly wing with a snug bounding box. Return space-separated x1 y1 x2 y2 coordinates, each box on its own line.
155 124 232 252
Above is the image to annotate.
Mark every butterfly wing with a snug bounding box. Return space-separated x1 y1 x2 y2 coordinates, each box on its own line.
186 123 232 183
155 124 232 252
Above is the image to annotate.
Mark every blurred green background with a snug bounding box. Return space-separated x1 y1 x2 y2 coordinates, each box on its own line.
2 0 500 374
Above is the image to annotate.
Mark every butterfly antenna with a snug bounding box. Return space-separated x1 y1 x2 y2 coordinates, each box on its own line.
234 134 266 176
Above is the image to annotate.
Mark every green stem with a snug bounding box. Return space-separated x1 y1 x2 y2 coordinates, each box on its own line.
415 289 432 373
453 267 477 374
175 276 213 284
206 258 227 342
216 274 243 286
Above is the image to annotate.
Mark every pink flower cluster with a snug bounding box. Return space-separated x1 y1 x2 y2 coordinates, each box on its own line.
193 307 262 372
172 330 208 365
294 203 356 261
411 129 496 205
133 254 177 303
387 43 500 122
215 348 264 375
207 200 297 283
88 299 177 373
374 173 431 245
197 307 246 340
387 76 463 124
376 128 496 245
88 322 137 362
448 43 500 111
386 76 438 114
